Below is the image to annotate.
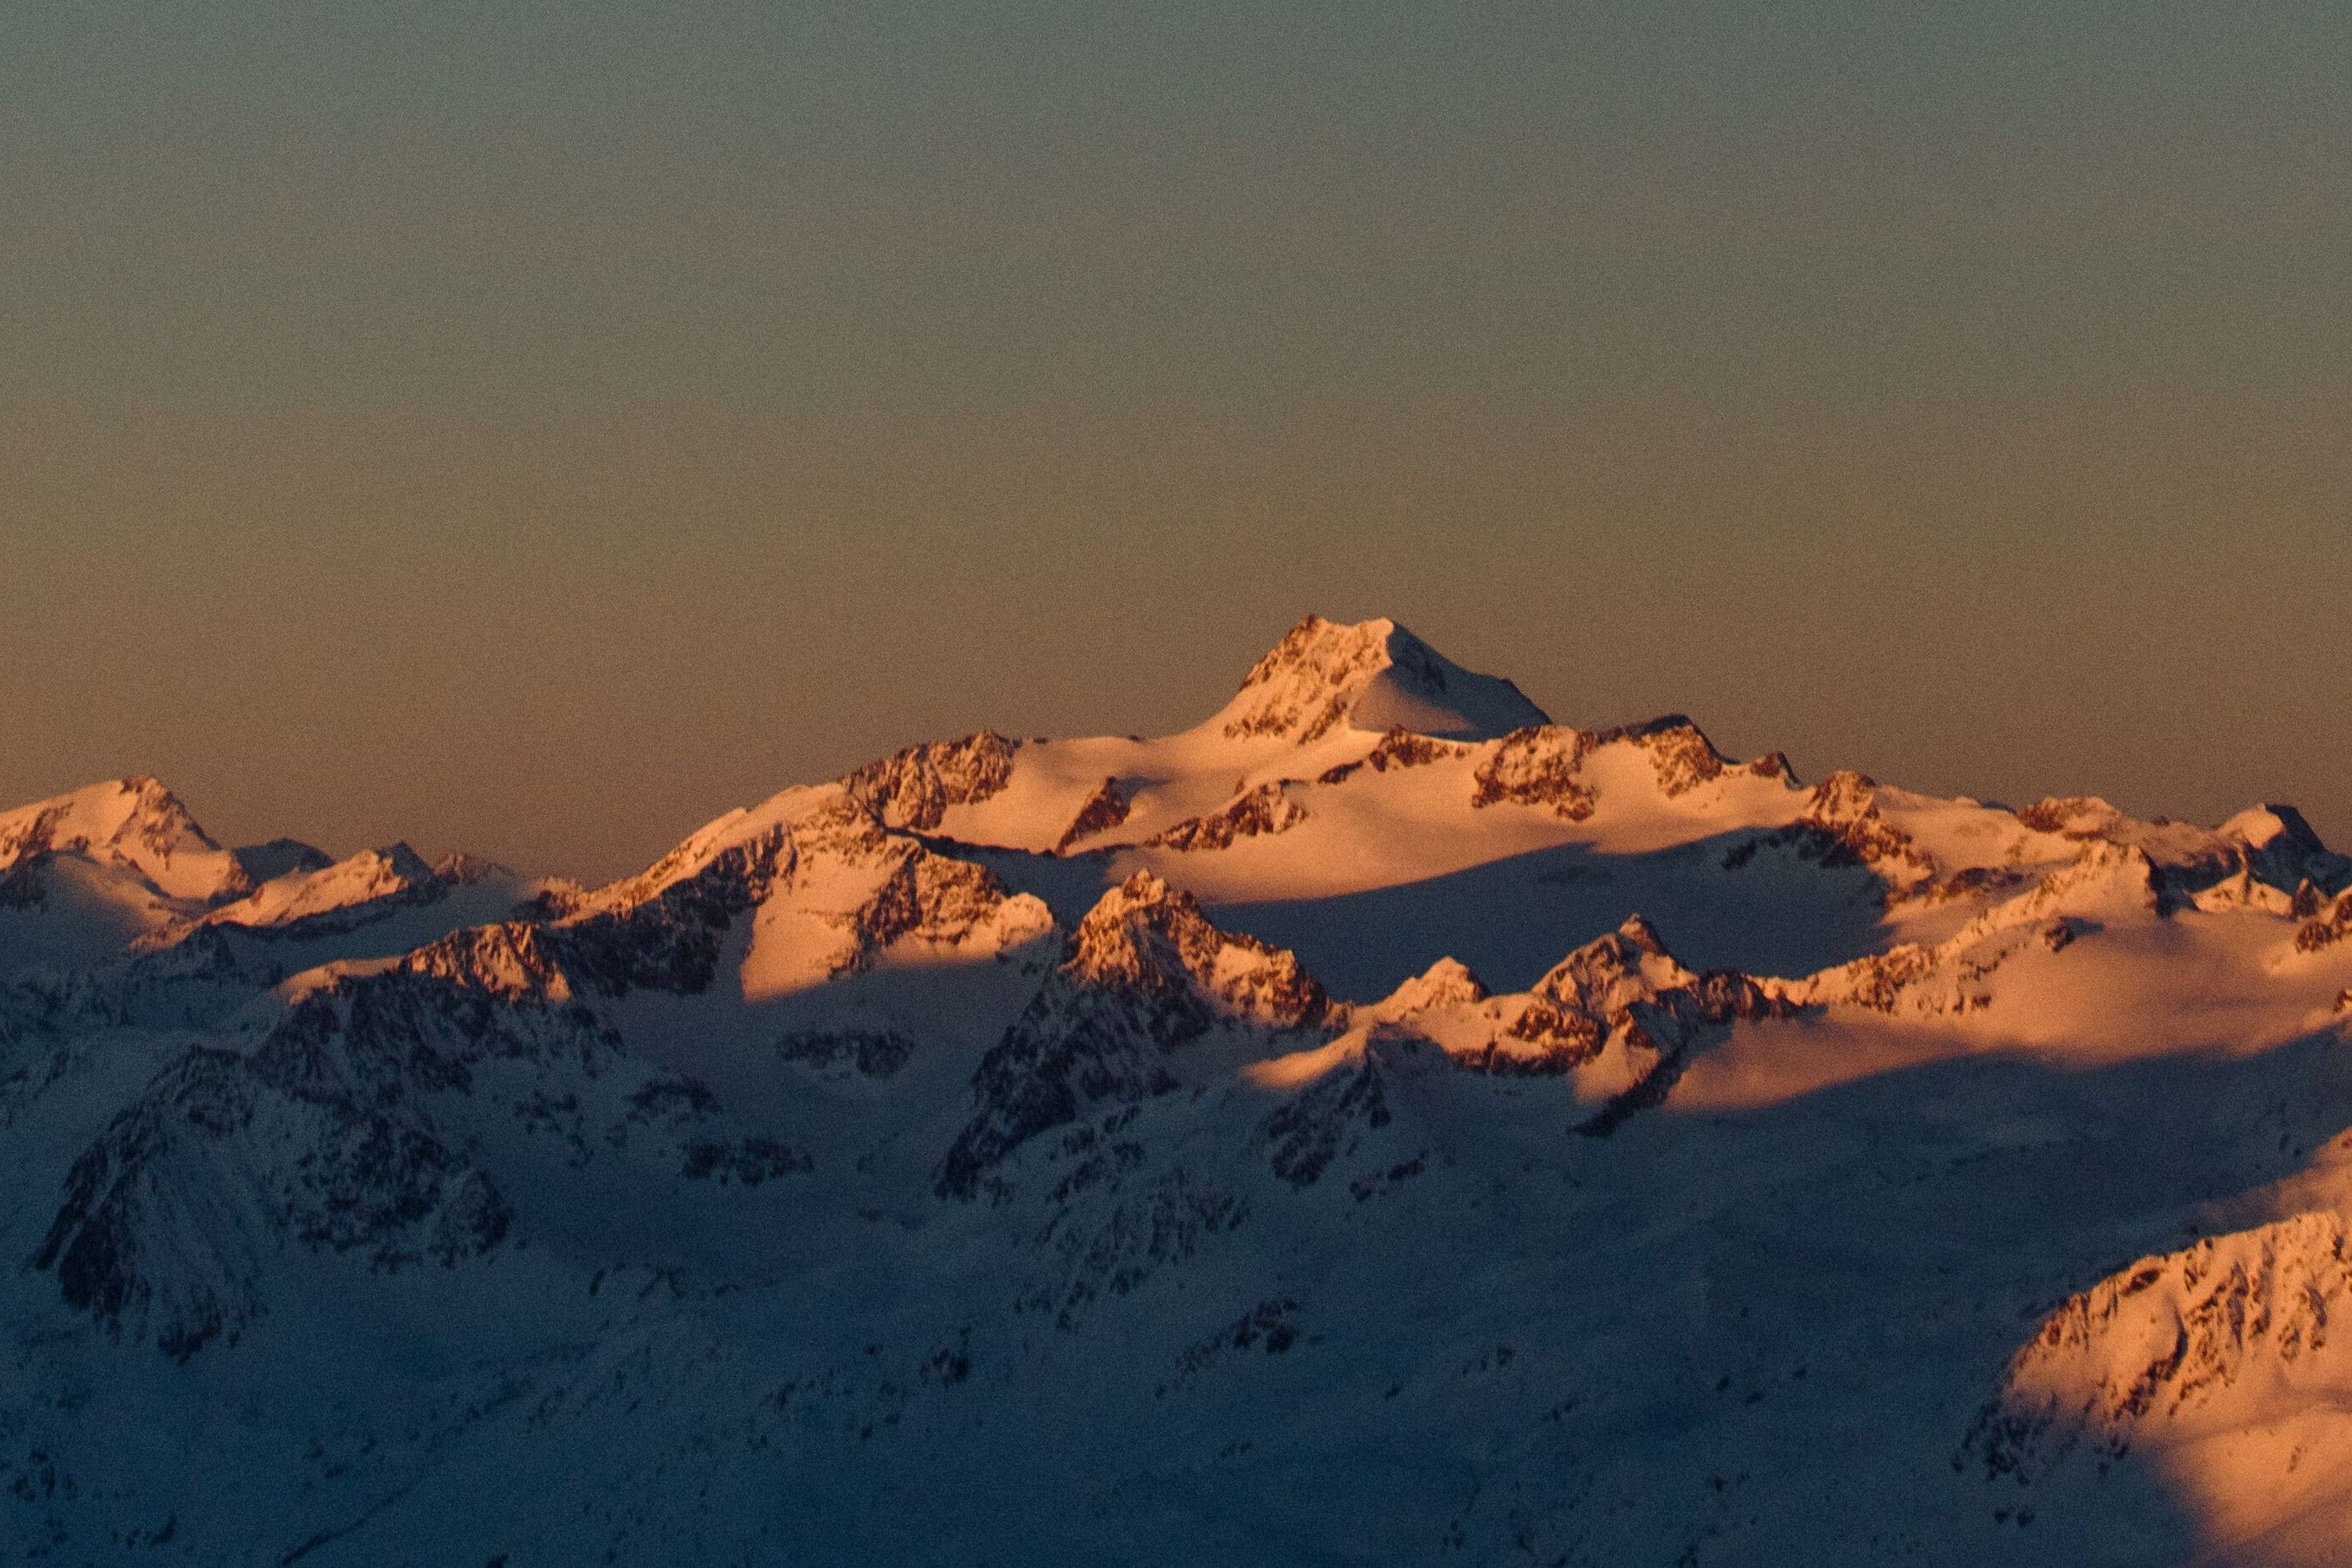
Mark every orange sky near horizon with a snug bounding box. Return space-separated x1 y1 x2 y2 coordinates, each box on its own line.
5 4 2346 879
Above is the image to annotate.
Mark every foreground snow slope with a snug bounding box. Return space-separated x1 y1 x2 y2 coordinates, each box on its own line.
4 615 2351 1565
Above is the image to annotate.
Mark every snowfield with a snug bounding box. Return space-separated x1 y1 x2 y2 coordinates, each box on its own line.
4 615 2350 1565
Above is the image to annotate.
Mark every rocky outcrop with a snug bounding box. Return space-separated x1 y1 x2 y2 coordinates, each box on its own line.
824 847 1035 976
937 873 1331 1197
1221 616 1418 743
2013 796 2118 837
2226 805 2351 894
29 909 754 1356
0 776 252 905
775 1025 920 1078
1315 728 1470 786
1312 923 1781 1142
1468 717 1750 819
1795 772 1937 881
1472 727 1600 821
841 731 1021 831
554 826 795 996
1215 615 1548 744
1461 918 1781 1120
1963 1212 2352 1483
1260 1031 1419 1188
34 1034 515 1360
1150 783 1310 852
27 963 591 1357
1053 777 1133 854
1726 770 1939 899
1590 716 1732 798
1788 841 2160 1018
2013 797 2347 905
2298 889 2352 954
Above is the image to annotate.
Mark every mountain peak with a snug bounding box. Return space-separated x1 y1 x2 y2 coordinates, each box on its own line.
0 775 249 904
1212 615 1551 745
2221 802 2327 856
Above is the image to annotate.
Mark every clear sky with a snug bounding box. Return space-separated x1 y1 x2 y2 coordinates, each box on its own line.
4 3 2347 879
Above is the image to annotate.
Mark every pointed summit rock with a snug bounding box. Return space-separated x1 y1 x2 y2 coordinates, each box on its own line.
937 872 1334 1196
2221 803 2351 894
1211 615 1550 745
0 776 250 904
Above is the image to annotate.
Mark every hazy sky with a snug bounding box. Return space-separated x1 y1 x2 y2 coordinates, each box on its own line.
5 3 2348 879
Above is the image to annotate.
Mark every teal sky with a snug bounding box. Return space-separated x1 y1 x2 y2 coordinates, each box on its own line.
4 3 2348 878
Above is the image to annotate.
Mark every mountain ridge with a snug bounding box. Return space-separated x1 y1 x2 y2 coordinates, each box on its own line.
3 615 2350 1565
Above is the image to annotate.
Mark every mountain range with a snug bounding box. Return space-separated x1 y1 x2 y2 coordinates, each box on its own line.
5 614 2351 1565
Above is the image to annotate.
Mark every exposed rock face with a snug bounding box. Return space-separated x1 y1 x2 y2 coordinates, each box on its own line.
1216 615 1549 744
0 776 252 904
407 921 575 1001
229 838 335 884
775 1025 920 1079
1589 716 1731 798
1053 777 1133 854
1315 728 1469 786
25 874 810 1358
1636 722 1726 796
2299 889 2352 954
1798 772 1935 879
823 846 1032 977
1472 727 1600 821
1259 1030 1436 1188
1730 769 1940 900
2227 804 2352 894
1453 917 1781 1120
937 873 1331 1196
34 1033 516 1360
1151 783 1310 852
555 827 795 996
0 857 52 910
842 731 1021 831
1222 616 1389 743
2008 797 2345 906
29 957 617 1357
2015 796 2119 837
1789 840 2165 1018
756 799 1051 979
1964 1212 2352 1483
1468 717 1748 818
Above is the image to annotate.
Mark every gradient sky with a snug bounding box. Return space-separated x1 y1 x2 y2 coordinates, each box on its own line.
4 3 2348 879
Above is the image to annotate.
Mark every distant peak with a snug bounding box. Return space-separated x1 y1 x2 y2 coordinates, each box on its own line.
0 774 247 904
2221 803 2326 855
1615 912 1670 955
370 842 438 883
1236 614 1398 689
232 837 334 884
430 850 507 884
1104 868 1179 911
1372 955 1493 1021
1214 614 1551 745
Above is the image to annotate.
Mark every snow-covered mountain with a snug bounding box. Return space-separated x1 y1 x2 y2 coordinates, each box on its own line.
4 615 2350 1565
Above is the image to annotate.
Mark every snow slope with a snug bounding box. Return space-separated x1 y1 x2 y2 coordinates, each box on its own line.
3 615 2350 1565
